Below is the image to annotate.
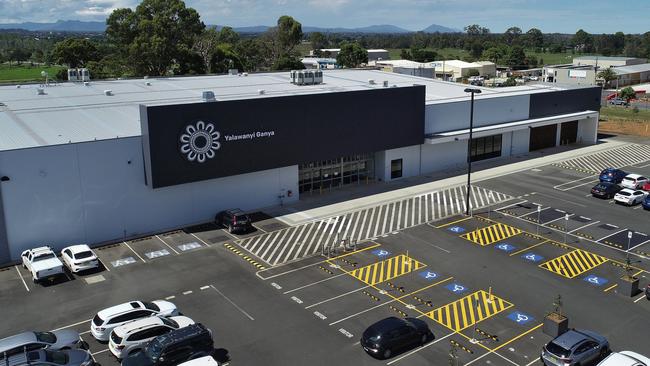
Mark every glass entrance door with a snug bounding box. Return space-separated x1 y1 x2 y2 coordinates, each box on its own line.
299 154 374 194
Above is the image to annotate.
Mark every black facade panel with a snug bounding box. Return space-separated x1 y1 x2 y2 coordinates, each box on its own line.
529 87 601 119
141 86 425 188
560 121 578 145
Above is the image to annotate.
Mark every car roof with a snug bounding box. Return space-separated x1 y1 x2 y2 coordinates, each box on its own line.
624 174 642 179
552 329 594 349
369 317 406 332
114 316 165 336
226 209 245 214
0 332 38 351
64 244 92 253
619 188 637 193
177 356 219 366
601 351 650 365
97 301 143 319
5 349 47 366
150 324 209 348
29 247 53 254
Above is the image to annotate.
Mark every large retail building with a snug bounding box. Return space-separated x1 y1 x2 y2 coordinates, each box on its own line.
0 69 600 264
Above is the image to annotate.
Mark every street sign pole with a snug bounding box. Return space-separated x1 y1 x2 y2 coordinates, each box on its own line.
627 230 632 252
536 205 541 235
564 214 569 244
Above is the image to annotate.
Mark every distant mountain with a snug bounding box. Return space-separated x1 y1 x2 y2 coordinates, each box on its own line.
0 20 105 32
421 23 459 33
0 20 458 35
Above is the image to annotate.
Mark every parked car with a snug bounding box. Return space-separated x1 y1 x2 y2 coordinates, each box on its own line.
4 349 93 366
642 182 650 191
597 351 650 366
541 329 609 366
0 331 87 359
215 209 253 234
360 317 433 359
21 246 65 283
61 245 99 273
621 174 649 190
614 189 648 206
646 283 650 299
177 356 220 366
591 182 622 199
109 316 195 359
610 98 629 106
643 195 650 210
120 323 214 366
599 168 627 184
91 300 179 341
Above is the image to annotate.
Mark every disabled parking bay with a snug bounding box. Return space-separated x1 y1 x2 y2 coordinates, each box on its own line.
156 229 207 253
124 235 173 261
93 242 142 269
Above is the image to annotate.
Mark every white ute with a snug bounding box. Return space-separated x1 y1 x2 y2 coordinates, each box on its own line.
21 246 65 283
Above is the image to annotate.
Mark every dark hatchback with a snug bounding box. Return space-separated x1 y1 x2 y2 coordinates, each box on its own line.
215 209 253 234
591 182 622 199
360 317 433 359
599 168 627 184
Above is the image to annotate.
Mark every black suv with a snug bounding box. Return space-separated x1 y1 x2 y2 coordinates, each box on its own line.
215 209 252 234
120 324 213 366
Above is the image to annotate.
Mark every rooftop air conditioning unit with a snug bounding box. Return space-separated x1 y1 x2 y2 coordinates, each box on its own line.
368 79 375 85
202 91 216 102
228 69 239 75
383 80 389 87
290 69 323 86
37 87 45 95
258 89 265 95
104 90 113 96
79 68 90 82
67 69 78 82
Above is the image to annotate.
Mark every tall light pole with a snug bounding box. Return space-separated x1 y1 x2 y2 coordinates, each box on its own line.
464 88 482 216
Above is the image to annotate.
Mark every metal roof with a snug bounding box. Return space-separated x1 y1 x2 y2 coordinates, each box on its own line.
574 56 641 61
613 63 650 74
0 69 582 152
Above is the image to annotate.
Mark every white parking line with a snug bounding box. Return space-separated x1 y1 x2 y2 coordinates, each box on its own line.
51 319 93 331
568 220 600 234
155 235 180 255
165 295 176 300
329 298 398 326
305 285 370 309
97 258 110 272
189 233 211 247
542 213 573 226
495 200 529 212
283 273 347 295
386 332 455 365
629 239 650 252
525 358 543 366
596 228 629 243
251 223 268 233
182 290 193 295
634 294 647 303
519 206 549 218
123 241 146 263
200 285 210 290
14 266 30 292
91 349 110 356
552 175 598 191
210 285 255 321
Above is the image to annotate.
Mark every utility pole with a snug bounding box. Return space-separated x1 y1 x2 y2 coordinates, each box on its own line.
463 88 482 216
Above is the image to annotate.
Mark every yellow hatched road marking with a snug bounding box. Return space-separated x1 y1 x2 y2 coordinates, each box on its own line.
427 290 513 332
349 254 425 286
461 224 522 246
539 249 608 278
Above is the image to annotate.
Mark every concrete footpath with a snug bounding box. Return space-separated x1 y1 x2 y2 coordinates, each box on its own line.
264 138 632 226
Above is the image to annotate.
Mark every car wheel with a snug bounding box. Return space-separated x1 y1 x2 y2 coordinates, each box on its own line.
599 347 609 359
382 349 391 359
420 334 427 344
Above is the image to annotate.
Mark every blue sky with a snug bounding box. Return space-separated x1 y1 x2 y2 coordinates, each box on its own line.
0 0 648 34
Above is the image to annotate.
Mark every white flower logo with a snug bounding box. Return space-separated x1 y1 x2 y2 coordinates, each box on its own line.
179 120 220 163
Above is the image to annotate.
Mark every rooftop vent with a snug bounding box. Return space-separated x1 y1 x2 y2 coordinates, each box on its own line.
258 89 265 95
242 72 249 77
202 91 216 102
144 75 149 79
37 87 45 95
83 82 90 86
290 70 323 86
145 81 151 86
15 85 21 89
104 90 113 96
368 79 375 85
383 80 389 87
228 69 238 75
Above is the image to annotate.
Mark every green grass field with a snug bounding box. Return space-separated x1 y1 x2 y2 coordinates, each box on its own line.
600 105 650 122
0 64 66 83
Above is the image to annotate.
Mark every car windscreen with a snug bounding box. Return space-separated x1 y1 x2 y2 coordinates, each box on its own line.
622 177 634 182
594 184 608 190
143 302 160 311
618 191 631 196
160 317 178 328
33 253 55 261
362 327 382 342
93 314 104 326
234 215 249 222
74 251 94 259
44 350 68 365
545 342 571 358
35 332 57 344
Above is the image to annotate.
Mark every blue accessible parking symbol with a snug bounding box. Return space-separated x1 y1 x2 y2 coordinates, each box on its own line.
521 252 544 263
445 283 468 294
372 249 391 257
584 275 608 286
448 226 465 234
507 311 534 325
419 271 439 280
495 243 516 252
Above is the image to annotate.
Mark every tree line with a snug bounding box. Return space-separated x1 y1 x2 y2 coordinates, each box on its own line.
1 0 650 79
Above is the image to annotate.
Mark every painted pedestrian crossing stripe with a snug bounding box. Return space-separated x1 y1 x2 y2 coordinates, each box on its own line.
461 223 522 246
427 290 513 332
235 185 512 266
539 249 608 278
552 144 650 174
349 254 425 286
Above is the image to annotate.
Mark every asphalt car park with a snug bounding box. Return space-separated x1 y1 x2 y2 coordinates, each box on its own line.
2 141 650 366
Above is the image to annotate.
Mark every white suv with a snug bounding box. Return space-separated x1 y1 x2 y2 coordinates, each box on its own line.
108 315 194 358
90 300 178 341
621 174 648 189
597 350 650 365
